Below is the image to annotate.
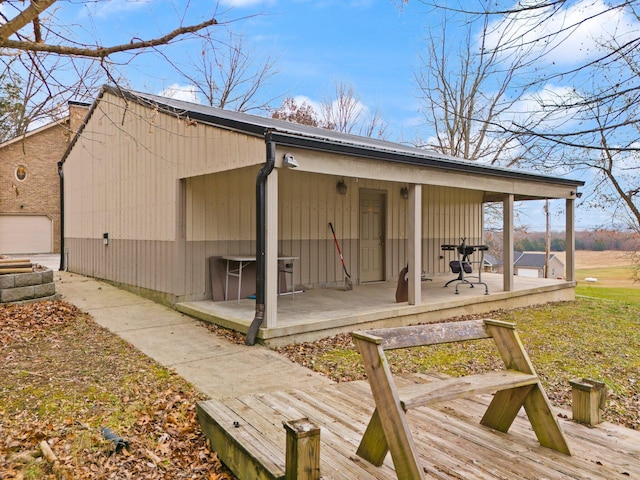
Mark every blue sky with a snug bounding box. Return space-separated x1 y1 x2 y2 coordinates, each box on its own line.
88 1 429 141
41 0 638 231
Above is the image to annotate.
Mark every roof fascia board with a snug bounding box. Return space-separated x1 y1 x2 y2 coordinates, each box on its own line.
267 131 584 188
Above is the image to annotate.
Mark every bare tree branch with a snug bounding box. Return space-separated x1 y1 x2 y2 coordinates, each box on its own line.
0 2 226 136
415 12 544 166
271 81 388 139
0 17 219 58
0 0 57 40
417 1 640 234
171 31 279 113
320 81 389 138
418 0 568 17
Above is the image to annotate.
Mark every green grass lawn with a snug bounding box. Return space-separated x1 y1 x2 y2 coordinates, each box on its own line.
575 265 640 302
576 285 640 302
575 265 636 282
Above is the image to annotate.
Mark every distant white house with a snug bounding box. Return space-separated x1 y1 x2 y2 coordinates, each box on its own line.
483 252 565 279
514 252 565 279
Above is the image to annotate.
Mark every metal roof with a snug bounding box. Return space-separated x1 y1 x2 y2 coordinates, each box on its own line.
515 252 563 268
67 85 585 188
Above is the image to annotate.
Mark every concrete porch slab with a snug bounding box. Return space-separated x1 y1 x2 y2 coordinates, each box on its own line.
177 274 576 346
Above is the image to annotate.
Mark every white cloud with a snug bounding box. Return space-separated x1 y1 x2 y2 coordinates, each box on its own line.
158 84 201 104
292 95 322 114
508 83 581 128
485 0 640 67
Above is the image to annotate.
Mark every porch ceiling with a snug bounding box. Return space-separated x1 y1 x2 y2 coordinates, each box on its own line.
278 145 581 201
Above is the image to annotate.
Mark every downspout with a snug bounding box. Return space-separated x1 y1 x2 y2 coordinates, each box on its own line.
57 161 65 271
246 131 276 346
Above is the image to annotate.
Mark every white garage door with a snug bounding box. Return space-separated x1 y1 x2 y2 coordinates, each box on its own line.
0 215 53 254
517 268 539 278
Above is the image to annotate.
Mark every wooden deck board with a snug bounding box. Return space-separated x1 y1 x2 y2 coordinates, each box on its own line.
412 404 588 479
198 375 640 480
424 396 636 479
268 389 397 479
196 400 285 480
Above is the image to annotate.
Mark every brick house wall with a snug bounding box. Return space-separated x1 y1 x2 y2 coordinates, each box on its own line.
0 103 88 253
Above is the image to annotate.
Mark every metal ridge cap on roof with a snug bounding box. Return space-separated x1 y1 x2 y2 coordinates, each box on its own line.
109 85 454 154
267 128 463 160
111 86 303 135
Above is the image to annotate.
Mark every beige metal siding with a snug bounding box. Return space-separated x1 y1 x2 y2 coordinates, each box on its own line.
64 90 485 300
423 186 484 275
186 169 485 289
186 167 257 247
177 124 264 178
64 92 264 298
65 92 265 241
65 95 177 241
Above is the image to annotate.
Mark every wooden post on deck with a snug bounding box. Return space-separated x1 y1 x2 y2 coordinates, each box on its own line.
284 418 320 480
569 378 607 425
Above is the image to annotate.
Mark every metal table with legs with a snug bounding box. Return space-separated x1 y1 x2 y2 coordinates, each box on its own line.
222 255 298 302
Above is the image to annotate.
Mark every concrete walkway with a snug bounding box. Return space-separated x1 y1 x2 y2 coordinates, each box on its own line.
53 269 333 399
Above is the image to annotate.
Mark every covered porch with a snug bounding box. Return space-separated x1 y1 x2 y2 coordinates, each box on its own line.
236 128 583 345
59 89 584 336
177 273 575 346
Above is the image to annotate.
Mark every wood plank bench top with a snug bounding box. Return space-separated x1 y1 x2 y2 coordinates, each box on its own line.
398 370 539 410
352 318 571 480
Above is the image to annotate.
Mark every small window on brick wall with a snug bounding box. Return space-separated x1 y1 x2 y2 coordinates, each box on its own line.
15 164 27 182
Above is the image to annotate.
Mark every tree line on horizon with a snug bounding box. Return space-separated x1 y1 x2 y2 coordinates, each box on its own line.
485 229 639 253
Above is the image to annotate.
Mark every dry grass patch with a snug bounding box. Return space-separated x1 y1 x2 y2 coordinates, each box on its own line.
557 250 636 269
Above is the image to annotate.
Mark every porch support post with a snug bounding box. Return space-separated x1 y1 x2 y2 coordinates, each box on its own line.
408 184 422 305
264 168 279 328
503 194 514 291
565 198 575 282
172 179 187 298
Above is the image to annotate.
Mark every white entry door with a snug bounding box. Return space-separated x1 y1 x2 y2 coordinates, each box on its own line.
359 190 386 282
